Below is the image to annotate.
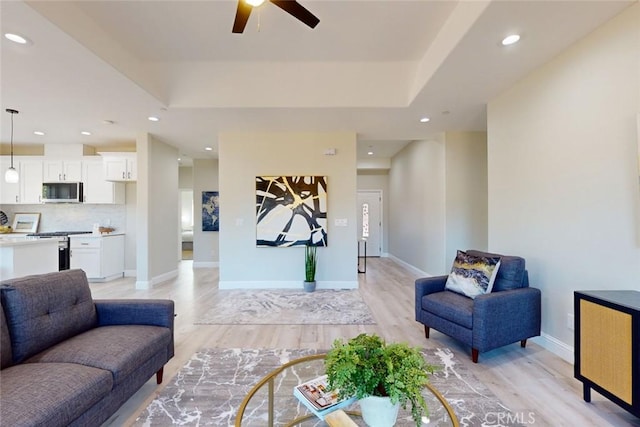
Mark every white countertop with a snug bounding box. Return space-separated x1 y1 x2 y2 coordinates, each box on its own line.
0 235 59 247
72 232 125 238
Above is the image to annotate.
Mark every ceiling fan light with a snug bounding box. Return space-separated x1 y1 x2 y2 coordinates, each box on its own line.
246 0 265 7
5 167 19 184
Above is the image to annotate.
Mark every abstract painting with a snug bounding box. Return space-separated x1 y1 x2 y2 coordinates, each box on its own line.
256 176 327 247
202 191 219 232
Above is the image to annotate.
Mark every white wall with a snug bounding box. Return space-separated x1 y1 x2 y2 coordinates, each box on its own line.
357 171 390 254
193 159 219 266
445 131 488 264
179 166 193 189
389 136 447 274
218 131 358 289
124 182 136 274
487 4 640 360
389 132 488 274
136 133 179 286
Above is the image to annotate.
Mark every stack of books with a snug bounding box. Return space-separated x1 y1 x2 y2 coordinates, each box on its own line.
293 374 357 420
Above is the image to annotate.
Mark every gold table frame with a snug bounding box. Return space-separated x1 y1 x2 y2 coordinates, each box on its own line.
234 354 460 427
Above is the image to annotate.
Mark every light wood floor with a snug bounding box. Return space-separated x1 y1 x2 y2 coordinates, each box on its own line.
96 258 639 427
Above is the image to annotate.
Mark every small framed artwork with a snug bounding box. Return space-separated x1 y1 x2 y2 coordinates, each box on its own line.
12 213 41 233
202 191 219 232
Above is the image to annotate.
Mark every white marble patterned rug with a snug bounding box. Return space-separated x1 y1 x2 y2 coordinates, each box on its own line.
134 348 523 426
195 290 376 325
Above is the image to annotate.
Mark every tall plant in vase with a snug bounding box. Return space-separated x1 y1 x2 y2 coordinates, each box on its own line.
304 244 317 292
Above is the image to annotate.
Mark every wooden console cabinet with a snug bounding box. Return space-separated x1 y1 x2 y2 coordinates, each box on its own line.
574 290 640 417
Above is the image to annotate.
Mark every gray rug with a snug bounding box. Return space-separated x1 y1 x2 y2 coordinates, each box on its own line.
195 290 376 325
134 348 522 426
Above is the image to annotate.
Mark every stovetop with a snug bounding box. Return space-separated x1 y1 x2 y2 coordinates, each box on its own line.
27 231 93 237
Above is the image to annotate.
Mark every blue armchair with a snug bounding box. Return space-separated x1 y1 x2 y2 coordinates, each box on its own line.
415 250 541 363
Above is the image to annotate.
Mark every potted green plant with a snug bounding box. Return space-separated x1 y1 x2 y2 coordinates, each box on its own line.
324 333 436 427
304 243 317 292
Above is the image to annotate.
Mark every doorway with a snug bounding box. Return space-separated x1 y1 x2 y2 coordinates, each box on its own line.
180 189 194 260
357 190 383 257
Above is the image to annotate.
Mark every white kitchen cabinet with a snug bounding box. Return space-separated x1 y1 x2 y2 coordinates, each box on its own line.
20 159 44 204
70 234 124 281
102 153 137 182
82 159 125 204
0 157 43 204
43 160 82 182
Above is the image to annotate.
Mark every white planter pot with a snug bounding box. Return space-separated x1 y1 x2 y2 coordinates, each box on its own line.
303 280 316 292
359 395 400 427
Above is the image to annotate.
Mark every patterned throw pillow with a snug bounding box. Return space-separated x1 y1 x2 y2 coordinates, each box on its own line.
445 250 501 299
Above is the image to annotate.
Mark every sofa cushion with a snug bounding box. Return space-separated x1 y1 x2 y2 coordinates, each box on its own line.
26 325 171 386
0 270 97 364
466 250 526 292
0 302 12 369
445 250 501 299
0 362 112 427
422 290 474 329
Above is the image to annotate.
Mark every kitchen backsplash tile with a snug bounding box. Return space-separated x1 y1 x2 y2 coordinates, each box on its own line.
0 204 126 233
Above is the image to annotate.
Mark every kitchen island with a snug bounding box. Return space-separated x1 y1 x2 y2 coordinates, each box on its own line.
0 235 59 281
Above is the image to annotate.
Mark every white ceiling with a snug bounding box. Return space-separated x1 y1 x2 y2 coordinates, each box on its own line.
0 0 635 162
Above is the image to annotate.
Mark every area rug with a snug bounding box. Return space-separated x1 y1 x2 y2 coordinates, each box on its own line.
195 290 376 325
134 348 523 426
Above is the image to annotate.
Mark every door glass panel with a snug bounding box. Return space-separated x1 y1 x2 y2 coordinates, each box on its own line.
362 203 369 238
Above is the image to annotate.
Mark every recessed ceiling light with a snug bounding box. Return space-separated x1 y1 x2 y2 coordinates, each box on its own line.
33 131 45 136
148 116 159 122
367 151 374 156
501 34 521 46
205 147 213 151
246 0 265 6
81 131 92 136
4 33 29 44
420 117 430 123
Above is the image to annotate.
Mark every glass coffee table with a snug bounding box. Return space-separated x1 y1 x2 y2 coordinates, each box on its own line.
235 354 459 426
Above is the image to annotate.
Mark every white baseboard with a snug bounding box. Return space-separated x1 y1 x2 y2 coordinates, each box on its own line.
87 272 124 283
386 254 430 277
533 332 574 364
135 269 179 289
219 280 359 290
193 261 219 268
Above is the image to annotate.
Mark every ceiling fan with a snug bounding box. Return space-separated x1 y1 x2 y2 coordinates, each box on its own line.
232 0 320 34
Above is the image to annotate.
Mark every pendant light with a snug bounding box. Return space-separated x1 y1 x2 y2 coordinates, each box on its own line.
4 108 19 184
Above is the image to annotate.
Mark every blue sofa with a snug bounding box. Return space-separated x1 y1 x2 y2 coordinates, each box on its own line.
0 269 174 426
415 250 541 363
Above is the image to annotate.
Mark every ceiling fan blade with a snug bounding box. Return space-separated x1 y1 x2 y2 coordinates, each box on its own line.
270 0 320 29
232 0 253 33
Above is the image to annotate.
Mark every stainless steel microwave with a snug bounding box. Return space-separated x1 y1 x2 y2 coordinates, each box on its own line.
42 182 84 203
